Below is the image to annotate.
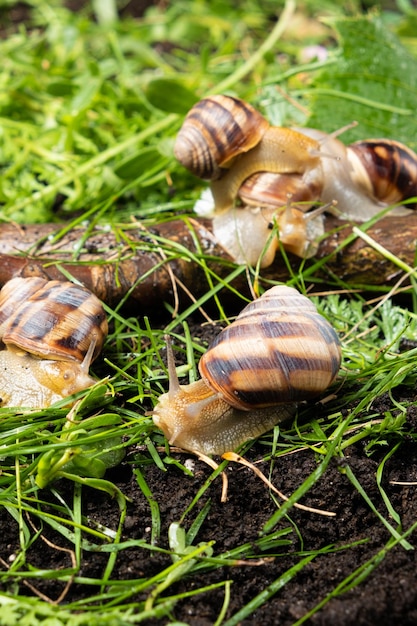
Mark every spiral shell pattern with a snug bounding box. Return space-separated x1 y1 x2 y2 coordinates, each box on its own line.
0 277 108 363
349 139 417 208
174 95 269 180
238 169 323 208
199 285 341 410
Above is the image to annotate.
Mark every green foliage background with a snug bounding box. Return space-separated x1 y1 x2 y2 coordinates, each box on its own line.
1 0 417 223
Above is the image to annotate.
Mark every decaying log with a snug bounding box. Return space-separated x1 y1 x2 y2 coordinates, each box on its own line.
0 214 416 313
0 219 236 312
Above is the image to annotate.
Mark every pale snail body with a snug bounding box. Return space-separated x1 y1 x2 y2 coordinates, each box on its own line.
233 134 416 261
0 350 96 408
209 125 321 213
233 131 415 262
231 167 326 261
0 277 108 408
211 197 326 266
175 95 417 266
239 133 417 215
153 285 341 457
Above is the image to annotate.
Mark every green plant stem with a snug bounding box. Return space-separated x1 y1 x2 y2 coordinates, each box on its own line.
210 0 296 95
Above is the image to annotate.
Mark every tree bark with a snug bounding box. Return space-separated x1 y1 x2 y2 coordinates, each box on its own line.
0 214 415 313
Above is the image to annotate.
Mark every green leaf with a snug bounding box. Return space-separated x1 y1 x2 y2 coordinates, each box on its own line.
308 15 417 147
67 383 111 413
68 76 102 117
68 454 107 478
145 78 198 114
35 411 124 488
92 0 118 25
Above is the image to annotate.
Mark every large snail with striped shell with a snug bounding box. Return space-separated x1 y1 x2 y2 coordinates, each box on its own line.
153 285 341 457
0 277 108 408
174 95 417 266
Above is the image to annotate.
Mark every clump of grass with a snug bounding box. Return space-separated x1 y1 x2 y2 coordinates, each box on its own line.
1 0 417 624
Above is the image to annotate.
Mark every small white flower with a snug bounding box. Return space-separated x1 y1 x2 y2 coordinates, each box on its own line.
193 187 215 217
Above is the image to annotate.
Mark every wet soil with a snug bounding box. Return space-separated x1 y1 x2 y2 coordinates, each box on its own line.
1 392 417 625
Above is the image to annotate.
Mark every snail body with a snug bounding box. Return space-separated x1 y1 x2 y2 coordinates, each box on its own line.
175 95 417 266
238 130 417 217
0 350 96 408
209 125 321 213
153 285 341 456
0 277 108 408
211 201 327 266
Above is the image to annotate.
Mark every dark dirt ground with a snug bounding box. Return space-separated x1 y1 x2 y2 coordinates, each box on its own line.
2 1 417 624
2 410 417 626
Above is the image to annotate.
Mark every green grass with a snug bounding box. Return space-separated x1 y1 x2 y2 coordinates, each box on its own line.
1 0 417 624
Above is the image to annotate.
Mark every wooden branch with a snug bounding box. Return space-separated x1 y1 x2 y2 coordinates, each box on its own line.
0 213 415 312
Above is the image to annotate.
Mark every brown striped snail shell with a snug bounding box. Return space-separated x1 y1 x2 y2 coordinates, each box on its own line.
174 94 270 181
0 276 48 340
238 169 323 209
0 277 108 408
293 128 417 220
348 139 417 210
153 285 341 457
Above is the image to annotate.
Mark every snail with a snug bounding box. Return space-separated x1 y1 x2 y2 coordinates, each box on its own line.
174 94 322 212
175 95 417 266
0 277 108 408
153 285 341 457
